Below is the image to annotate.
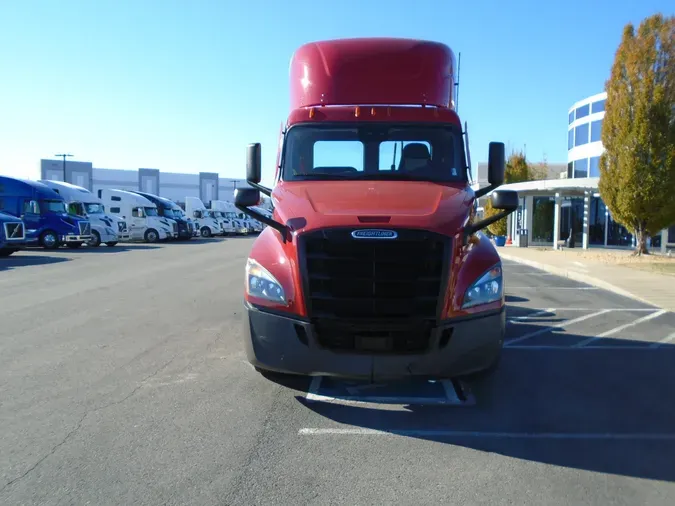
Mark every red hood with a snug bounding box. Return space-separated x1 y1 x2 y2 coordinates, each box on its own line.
272 180 473 236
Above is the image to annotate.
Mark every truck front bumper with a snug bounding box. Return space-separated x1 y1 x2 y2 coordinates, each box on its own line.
62 234 91 243
243 302 505 381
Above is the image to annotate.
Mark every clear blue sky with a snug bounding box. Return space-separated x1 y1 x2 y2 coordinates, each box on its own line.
1 0 671 186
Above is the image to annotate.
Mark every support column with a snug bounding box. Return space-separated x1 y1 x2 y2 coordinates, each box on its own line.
661 229 668 254
604 209 609 246
553 193 561 250
582 191 591 249
525 195 534 245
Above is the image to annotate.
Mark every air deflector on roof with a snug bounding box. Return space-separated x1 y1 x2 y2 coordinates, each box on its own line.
289 38 456 110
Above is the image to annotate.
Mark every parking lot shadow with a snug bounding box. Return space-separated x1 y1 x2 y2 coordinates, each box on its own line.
291 308 675 482
44 244 161 253
0 255 70 271
506 294 529 303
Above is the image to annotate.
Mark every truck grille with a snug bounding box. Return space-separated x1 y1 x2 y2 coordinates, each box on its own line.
172 222 178 234
299 228 450 353
78 222 91 236
4 221 25 240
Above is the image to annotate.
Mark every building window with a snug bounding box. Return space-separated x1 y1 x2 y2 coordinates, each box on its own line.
569 111 574 124
568 129 574 150
576 104 590 120
574 123 589 146
567 161 573 178
574 158 588 178
590 119 602 142
532 196 555 243
591 99 606 114
589 156 601 177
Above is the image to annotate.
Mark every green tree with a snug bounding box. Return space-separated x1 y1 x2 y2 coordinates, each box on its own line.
598 13 675 255
484 149 537 236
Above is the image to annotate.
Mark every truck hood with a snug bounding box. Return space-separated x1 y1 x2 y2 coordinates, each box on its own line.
273 181 473 235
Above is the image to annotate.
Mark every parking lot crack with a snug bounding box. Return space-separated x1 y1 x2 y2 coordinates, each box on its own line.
0 352 179 494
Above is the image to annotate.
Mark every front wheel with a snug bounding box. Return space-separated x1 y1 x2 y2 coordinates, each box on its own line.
144 229 159 243
40 230 60 249
88 230 101 247
200 227 211 238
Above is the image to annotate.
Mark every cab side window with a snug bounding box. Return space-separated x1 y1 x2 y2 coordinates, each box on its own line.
23 200 39 214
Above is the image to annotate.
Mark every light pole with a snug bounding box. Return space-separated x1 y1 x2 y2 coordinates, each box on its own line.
54 153 73 181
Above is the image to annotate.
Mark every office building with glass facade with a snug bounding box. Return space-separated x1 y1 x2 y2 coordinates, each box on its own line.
483 92 675 251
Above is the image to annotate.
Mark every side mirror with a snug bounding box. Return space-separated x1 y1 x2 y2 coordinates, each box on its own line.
490 190 518 211
247 143 262 184
235 188 261 208
487 142 505 187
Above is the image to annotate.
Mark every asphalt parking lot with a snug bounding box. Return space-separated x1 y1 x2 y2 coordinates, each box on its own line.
1 240 674 505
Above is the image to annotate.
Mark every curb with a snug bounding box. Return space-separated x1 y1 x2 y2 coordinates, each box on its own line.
498 252 659 309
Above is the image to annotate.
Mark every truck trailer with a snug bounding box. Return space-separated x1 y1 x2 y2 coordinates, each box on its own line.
234 37 519 382
0 176 92 249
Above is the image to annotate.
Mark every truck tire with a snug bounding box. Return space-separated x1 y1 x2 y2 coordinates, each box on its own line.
88 230 101 247
0 249 18 257
66 242 83 249
40 230 60 249
200 226 211 238
144 229 159 243
105 241 118 247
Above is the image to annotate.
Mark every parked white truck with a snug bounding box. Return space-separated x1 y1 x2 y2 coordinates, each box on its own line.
211 200 245 234
98 189 176 242
185 196 223 238
39 180 130 247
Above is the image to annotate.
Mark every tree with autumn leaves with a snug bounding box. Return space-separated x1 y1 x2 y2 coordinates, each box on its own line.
483 150 545 236
599 13 675 255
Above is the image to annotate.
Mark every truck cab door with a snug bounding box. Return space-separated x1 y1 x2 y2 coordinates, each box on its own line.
21 200 41 238
130 207 146 239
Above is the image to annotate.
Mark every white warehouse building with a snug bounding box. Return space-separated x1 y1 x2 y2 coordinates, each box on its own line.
40 159 253 206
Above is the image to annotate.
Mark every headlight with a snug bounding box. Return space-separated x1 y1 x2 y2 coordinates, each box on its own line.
246 258 286 304
461 264 503 309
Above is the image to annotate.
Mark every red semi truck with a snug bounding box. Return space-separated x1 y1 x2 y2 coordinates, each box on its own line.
235 37 518 382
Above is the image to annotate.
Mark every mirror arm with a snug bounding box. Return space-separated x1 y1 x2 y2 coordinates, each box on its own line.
464 209 514 244
474 184 495 199
235 204 290 243
248 182 272 196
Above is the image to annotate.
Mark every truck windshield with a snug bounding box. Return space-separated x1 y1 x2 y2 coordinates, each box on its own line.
85 203 104 214
144 207 159 217
41 200 67 214
281 123 466 182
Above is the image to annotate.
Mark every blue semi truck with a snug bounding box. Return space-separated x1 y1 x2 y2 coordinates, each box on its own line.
0 176 92 249
0 211 27 257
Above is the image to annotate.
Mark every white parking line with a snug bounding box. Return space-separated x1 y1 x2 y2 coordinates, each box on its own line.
573 310 667 348
649 331 675 349
507 308 555 323
305 377 461 406
297 428 675 440
505 309 612 346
